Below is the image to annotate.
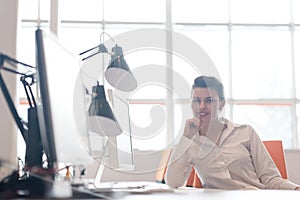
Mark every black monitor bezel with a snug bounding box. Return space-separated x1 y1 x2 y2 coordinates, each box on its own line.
35 28 58 169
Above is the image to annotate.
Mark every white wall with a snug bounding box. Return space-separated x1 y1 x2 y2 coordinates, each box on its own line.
83 150 161 182
285 150 300 185
0 0 19 180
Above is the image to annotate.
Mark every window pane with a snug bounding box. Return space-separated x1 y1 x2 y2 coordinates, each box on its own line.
40 0 50 20
59 24 163 56
59 0 103 21
125 50 166 99
174 102 193 143
230 0 290 24
172 0 229 23
231 27 292 99
174 26 230 98
104 0 165 22
105 24 165 37
16 25 39 105
292 0 300 23
59 24 107 93
19 0 38 19
172 52 199 98
129 104 167 150
59 23 103 55
60 24 167 98
105 25 167 98
233 105 293 148
130 79 166 99
16 26 36 66
19 0 50 20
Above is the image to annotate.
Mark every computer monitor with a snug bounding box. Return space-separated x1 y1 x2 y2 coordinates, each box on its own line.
111 93 134 170
35 29 135 185
35 29 95 171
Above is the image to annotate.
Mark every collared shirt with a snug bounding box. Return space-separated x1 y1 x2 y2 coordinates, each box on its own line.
165 118 299 190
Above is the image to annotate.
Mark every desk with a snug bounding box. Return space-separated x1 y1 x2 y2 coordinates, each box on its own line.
117 188 300 200
3 182 300 199
6 188 300 199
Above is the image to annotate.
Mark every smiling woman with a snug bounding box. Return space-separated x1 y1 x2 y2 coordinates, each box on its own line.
165 76 300 190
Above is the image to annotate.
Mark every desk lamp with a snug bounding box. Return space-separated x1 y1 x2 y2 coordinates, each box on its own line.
105 44 137 92
0 53 46 197
88 82 122 136
79 32 137 136
0 53 42 169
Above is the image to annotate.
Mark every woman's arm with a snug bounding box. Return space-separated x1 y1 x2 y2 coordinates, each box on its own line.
165 136 193 188
165 118 201 188
249 127 299 190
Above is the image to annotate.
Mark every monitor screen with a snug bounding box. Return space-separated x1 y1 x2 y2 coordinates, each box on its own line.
112 93 134 170
35 29 94 169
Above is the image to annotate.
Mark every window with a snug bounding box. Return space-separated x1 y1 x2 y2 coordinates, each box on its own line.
17 0 300 151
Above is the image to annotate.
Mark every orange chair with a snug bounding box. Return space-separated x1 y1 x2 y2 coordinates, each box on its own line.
192 170 202 188
185 167 197 187
157 140 287 188
262 140 288 179
185 167 203 188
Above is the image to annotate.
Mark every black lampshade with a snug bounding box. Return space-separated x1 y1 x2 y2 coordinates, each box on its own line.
105 45 137 92
88 84 122 136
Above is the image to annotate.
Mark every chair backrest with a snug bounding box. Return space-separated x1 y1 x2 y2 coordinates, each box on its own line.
262 140 288 179
186 167 196 187
185 167 203 188
156 140 287 188
192 169 202 188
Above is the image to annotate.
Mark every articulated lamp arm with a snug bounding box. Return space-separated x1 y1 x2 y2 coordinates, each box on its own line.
0 53 35 144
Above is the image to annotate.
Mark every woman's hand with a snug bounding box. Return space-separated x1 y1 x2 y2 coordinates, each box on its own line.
183 116 201 139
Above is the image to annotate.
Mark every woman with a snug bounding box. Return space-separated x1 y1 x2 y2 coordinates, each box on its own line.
165 76 300 190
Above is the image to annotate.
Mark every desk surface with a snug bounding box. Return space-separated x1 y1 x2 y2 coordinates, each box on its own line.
74 181 300 200
6 188 300 199
4 181 299 199
117 188 300 200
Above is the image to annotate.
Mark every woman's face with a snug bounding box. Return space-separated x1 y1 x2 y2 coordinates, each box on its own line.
191 87 224 125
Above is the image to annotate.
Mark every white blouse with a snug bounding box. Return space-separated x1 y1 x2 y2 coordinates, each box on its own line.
165 118 298 190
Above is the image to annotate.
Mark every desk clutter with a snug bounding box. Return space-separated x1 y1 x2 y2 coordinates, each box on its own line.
0 173 173 199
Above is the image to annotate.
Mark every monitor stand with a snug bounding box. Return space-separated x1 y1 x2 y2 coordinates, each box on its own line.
93 138 113 189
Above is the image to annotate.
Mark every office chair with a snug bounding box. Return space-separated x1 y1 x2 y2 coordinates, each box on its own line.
262 140 288 179
186 168 197 187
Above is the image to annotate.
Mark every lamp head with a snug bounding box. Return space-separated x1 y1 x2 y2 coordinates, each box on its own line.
105 45 137 92
88 84 122 136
